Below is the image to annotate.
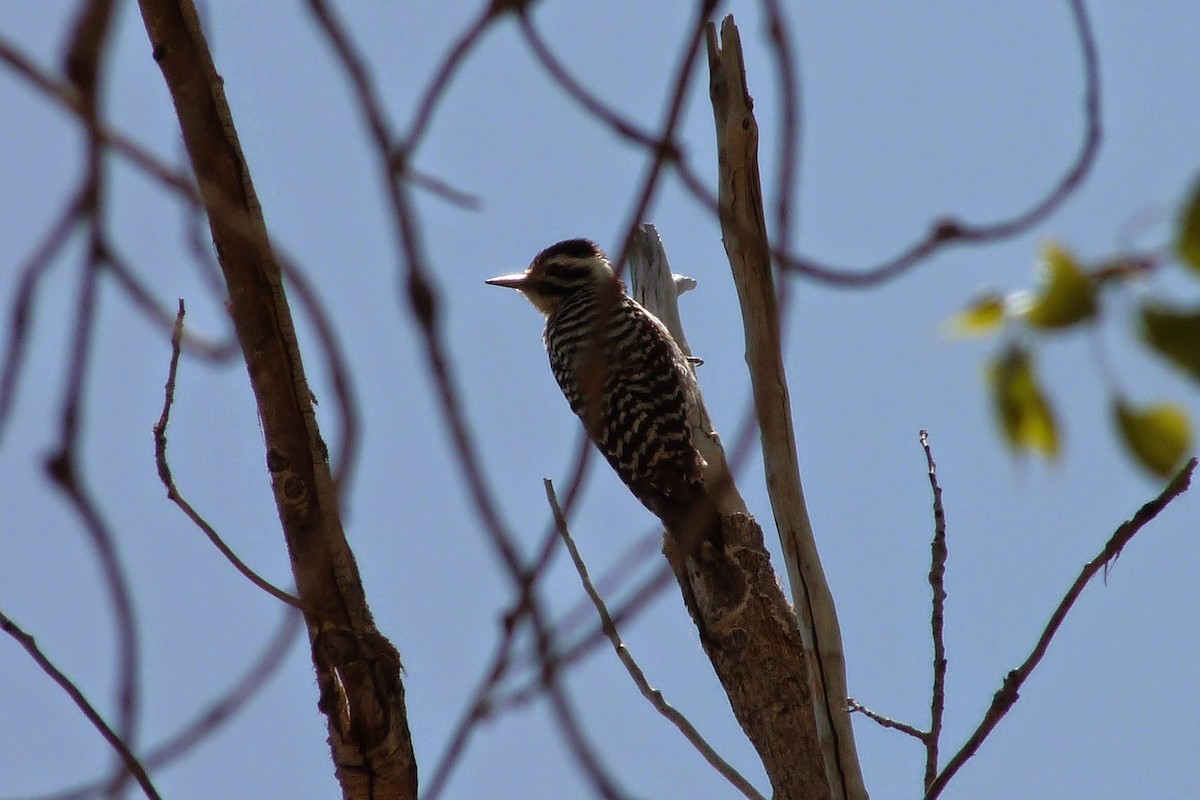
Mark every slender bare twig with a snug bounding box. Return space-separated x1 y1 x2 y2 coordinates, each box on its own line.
424 622 520 800
845 435 951 762
494 563 677 710
306 0 521 578
528 526 664 651
54 7 147 790
0 190 85 450
396 4 496 162
761 0 801 257
545 480 767 800
406 165 483 209
925 458 1196 800
517 13 664 150
0 611 161 800
610 0 718 280
775 0 1101 286
30 605 303 800
0 36 194 197
921 431 949 790
846 699 925 741
0 37 266 369
153 301 300 607
106 245 238 361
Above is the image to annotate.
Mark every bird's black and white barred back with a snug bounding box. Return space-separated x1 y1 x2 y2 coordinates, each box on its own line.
486 239 720 553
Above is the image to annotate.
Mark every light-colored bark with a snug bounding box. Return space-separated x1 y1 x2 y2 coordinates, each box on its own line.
706 16 867 800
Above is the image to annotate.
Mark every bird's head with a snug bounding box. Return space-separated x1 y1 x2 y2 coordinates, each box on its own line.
486 238 618 316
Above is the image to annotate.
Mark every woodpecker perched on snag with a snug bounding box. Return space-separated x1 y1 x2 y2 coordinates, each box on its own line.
487 238 722 555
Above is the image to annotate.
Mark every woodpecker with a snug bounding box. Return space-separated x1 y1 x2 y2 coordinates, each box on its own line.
487 238 722 555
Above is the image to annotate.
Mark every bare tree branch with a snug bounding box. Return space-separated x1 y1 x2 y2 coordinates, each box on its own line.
706 16 865 800
0 190 86 450
846 699 926 741
106 246 237 361
775 0 1101 286
306 0 522 582
136 2 416 796
30 605 303 800
52 6 147 792
0 610 160 800
423 624 519 800
922 431 949 791
396 4 497 162
153 300 300 607
925 457 1196 800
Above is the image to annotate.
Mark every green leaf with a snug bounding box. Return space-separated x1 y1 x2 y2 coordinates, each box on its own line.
1177 176 1200 273
987 345 1060 458
1024 242 1097 330
1114 399 1193 479
1140 302 1200 382
943 292 1007 337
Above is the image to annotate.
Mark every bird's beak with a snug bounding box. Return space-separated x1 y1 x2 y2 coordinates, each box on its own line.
485 272 529 289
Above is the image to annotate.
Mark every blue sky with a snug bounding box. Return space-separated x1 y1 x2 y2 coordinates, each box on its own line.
2 2 1197 798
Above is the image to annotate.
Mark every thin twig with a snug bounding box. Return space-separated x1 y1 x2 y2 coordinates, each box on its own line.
406 165 483 209
30 605 303 800
762 0 801 257
528 526 664 653
423 624 520 800
494 563 677 710
396 5 496 161
0 610 161 800
306 0 522 580
774 0 1102 286
846 699 926 742
925 458 1196 800
545 480 767 800
0 190 85 450
921 430 948 791
152 301 300 607
106 245 238 361
56 4 145 779
518 14 663 150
